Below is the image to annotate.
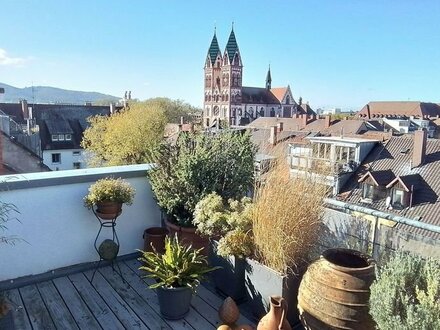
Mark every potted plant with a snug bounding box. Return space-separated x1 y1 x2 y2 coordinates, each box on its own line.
246 157 328 325
369 252 440 329
138 234 220 320
194 192 254 301
84 177 135 219
147 130 257 252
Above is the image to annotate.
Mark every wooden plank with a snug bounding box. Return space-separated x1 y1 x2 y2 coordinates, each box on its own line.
98 266 171 330
191 295 221 327
4 289 32 330
83 270 149 330
116 261 193 330
52 276 102 330
37 281 79 330
125 259 215 330
69 272 125 330
19 284 56 330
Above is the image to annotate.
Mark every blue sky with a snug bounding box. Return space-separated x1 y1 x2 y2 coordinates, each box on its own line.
1 1 439 110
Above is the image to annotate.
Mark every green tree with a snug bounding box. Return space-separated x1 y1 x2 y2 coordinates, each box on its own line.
82 100 167 166
147 130 257 226
131 98 202 124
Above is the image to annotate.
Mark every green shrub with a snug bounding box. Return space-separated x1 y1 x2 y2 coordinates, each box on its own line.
369 252 440 330
147 130 257 226
84 177 135 208
138 234 219 291
217 230 254 259
193 192 253 237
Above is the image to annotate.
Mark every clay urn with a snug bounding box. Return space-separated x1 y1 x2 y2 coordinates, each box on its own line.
257 296 291 330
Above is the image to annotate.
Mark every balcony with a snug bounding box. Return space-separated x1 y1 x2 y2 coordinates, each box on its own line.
0 165 255 329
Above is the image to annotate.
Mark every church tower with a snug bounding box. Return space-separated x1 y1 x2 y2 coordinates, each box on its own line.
203 25 243 127
203 29 222 127
266 65 272 89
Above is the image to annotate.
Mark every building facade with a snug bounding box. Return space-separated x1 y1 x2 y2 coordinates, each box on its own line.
203 27 312 127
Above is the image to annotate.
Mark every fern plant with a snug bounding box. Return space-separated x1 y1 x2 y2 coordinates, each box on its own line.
138 234 220 291
369 252 440 330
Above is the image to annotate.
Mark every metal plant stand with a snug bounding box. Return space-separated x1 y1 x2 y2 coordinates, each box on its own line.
90 207 125 283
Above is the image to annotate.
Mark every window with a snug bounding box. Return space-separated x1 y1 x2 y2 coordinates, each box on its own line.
392 188 406 208
65 134 72 141
363 183 375 200
58 134 65 141
51 135 58 141
73 162 81 169
286 95 290 105
52 153 61 164
73 151 81 156
270 108 275 117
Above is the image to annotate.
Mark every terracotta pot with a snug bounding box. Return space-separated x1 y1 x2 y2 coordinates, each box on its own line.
297 248 376 330
96 201 122 220
165 218 209 255
257 296 291 330
143 227 169 253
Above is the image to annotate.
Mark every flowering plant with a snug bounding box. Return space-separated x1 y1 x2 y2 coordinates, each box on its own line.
84 177 135 208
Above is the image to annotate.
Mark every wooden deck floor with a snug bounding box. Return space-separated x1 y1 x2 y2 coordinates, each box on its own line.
4 259 255 330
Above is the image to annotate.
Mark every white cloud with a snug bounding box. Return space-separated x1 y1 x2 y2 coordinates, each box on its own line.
0 49 31 67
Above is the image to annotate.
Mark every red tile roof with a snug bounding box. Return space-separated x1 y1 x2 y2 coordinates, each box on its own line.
270 87 288 103
357 101 440 118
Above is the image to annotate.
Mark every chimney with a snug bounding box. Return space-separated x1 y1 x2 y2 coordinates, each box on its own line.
302 114 308 128
180 116 184 125
269 126 277 145
21 99 29 119
277 122 283 132
109 103 116 115
366 104 371 120
412 128 427 168
325 115 331 128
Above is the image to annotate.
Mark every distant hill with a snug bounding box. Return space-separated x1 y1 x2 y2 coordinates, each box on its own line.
0 82 120 105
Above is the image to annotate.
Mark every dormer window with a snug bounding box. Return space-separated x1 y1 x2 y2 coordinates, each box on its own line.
392 188 406 208
362 183 375 200
65 134 72 141
51 134 58 141
58 134 65 141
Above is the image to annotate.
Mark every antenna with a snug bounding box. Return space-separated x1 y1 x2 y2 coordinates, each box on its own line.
32 81 35 105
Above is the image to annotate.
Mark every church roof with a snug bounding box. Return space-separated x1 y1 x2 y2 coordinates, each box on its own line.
270 87 288 103
242 87 280 104
207 33 221 65
225 28 239 63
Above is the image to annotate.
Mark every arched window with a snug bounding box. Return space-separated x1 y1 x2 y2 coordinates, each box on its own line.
225 94 229 102
270 108 275 117
286 95 290 104
260 108 265 117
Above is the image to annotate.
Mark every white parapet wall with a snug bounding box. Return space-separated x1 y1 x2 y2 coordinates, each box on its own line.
0 164 161 282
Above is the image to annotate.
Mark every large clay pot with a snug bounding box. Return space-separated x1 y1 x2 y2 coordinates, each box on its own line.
165 219 209 255
96 201 122 220
257 296 291 330
143 227 169 253
297 248 376 330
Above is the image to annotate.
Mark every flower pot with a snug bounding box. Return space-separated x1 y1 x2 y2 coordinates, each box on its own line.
209 240 247 302
165 219 209 255
143 227 169 254
245 258 304 326
96 201 122 220
156 286 193 320
297 248 376 330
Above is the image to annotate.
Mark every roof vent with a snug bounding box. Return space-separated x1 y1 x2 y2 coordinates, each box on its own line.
400 148 410 154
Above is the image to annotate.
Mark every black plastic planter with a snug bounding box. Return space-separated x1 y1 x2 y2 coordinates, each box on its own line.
156 286 193 320
209 240 247 302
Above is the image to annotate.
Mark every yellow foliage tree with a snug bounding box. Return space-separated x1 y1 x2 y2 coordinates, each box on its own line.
81 100 167 166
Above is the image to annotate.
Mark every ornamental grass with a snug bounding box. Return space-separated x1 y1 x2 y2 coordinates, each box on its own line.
251 146 329 274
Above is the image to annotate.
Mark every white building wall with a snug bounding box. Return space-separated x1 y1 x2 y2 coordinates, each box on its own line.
43 148 86 171
0 164 161 281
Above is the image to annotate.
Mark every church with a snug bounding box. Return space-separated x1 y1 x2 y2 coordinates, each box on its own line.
203 26 314 127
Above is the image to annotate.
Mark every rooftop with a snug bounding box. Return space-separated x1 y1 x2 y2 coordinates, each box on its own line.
2 258 254 329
